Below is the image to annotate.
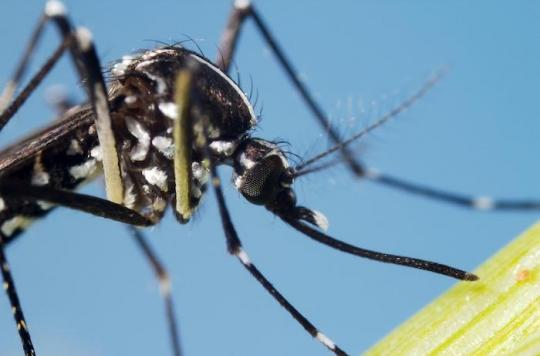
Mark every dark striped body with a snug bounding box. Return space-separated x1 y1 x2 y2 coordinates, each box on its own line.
0 46 271 241
0 108 99 243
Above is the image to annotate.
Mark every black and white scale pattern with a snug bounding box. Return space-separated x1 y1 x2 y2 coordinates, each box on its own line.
0 107 99 242
0 46 295 241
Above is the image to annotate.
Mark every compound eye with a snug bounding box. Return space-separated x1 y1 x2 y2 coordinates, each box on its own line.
239 155 284 205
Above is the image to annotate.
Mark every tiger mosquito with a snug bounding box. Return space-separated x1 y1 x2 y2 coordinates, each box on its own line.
1 1 540 355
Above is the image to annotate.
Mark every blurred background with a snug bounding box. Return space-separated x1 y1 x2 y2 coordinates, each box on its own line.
0 1 539 355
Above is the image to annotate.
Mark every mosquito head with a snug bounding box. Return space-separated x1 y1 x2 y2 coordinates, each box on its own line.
232 138 328 230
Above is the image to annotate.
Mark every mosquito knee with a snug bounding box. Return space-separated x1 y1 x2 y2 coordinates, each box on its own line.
234 0 251 11
45 0 66 17
158 271 172 296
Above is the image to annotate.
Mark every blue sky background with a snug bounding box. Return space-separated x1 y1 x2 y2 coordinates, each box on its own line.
1 1 540 355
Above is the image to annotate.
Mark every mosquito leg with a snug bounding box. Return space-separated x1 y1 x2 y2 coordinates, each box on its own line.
289 76 540 211
206 153 348 354
127 226 182 356
0 0 124 204
207 159 347 355
363 170 540 211
171 64 348 355
0 234 35 356
216 1 364 176
0 181 152 228
217 1 540 212
215 0 251 72
0 14 47 112
0 36 72 131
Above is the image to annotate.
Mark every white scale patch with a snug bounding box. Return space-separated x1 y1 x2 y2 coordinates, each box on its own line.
125 117 150 161
31 157 50 186
90 146 103 161
233 175 244 190
123 181 137 209
234 0 251 9
69 159 97 180
209 140 238 156
311 210 329 231
239 152 256 170
37 200 54 210
206 124 222 139
45 0 66 16
152 136 174 159
111 55 135 76
236 248 252 265
1 216 32 237
190 162 209 200
315 332 336 351
75 27 93 52
136 61 167 94
31 171 50 186
66 139 83 156
141 48 177 60
365 167 381 180
142 167 168 192
124 95 137 106
192 162 209 184
473 196 495 210
0 81 15 112
152 197 167 212
113 49 176 78
142 184 152 195
158 102 178 120
0 198 5 212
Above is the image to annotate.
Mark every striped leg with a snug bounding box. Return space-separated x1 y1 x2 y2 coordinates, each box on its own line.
0 10 47 113
0 235 35 356
216 0 540 212
0 180 184 355
0 5 191 354
0 184 185 355
0 3 125 352
216 0 362 175
215 0 250 72
174 66 347 355
0 0 124 204
361 170 540 211
0 182 168 355
0 36 71 131
208 154 347 355
127 226 182 356
0 181 153 231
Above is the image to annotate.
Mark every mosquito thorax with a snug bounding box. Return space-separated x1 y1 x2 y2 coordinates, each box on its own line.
106 46 258 222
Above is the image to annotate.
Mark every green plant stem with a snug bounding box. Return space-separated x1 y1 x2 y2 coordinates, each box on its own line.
366 221 540 356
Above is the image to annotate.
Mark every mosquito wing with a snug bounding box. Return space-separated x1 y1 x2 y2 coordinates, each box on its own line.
0 105 95 177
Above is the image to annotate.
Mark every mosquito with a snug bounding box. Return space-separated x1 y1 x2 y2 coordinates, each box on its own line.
0 1 538 355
